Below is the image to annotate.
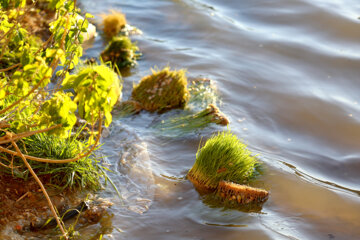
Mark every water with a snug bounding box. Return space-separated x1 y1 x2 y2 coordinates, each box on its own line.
80 0 360 239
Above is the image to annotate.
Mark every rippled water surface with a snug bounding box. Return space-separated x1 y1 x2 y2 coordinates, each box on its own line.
79 0 360 239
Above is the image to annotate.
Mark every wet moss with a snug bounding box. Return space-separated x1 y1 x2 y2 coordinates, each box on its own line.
131 67 190 112
100 36 140 69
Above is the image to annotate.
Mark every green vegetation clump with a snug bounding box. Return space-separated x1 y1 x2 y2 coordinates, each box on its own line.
100 36 140 69
12 133 103 191
188 131 259 190
132 67 190 112
155 104 229 136
100 10 127 38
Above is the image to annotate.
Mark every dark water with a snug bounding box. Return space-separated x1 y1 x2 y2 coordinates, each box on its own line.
21 0 360 239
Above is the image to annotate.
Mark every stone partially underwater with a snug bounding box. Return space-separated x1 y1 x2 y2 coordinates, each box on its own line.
187 131 269 207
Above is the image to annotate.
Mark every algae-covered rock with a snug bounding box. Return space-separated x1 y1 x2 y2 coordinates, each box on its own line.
100 10 127 38
188 131 260 191
131 67 190 112
100 36 140 69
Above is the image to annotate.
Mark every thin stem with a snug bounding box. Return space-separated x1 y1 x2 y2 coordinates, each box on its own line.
10 136 68 239
0 75 50 115
0 63 22 72
0 124 62 145
0 114 103 164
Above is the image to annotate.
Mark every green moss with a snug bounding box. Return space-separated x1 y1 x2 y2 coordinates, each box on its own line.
155 104 229 136
100 36 140 69
188 131 260 190
132 67 190 112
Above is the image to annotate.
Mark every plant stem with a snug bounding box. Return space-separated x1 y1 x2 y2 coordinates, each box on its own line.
10 134 68 239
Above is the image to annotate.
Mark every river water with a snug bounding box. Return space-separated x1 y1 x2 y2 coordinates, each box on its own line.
78 0 360 239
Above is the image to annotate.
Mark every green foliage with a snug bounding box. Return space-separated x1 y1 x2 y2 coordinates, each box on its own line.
38 92 77 137
17 133 103 190
62 64 122 127
188 131 260 190
100 36 140 69
0 0 121 192
132 67 190 112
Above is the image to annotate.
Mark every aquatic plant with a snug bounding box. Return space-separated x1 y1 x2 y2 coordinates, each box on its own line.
114 100 143 117
155 104 229 136
100 36 140 69
100 10 127 38
132 67 190 112
188 131 260 191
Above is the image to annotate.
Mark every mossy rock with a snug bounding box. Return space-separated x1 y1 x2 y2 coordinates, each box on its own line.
100 36 140 69
188 131 260 191
131 67 190 112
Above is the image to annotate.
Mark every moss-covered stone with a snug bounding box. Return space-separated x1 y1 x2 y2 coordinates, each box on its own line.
131 67 190 112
